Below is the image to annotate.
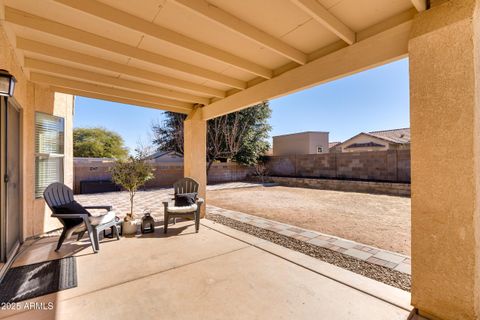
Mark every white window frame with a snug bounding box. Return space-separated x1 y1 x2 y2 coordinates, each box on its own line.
35 112 65 198
316 146 324 153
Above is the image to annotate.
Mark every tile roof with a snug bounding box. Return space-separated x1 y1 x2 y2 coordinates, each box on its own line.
367 128 410 144
329 142 341 148
147 150 183 159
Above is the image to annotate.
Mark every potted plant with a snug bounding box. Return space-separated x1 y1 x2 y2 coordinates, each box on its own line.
109 155 154 235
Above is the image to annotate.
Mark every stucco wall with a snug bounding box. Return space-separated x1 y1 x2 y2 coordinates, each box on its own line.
307 132 329 153
32 91 74 234
0 24 74 237
409 1 480 318
273 132 329 156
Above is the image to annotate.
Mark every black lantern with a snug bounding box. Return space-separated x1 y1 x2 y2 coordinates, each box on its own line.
141 212 155 234
0 70 16 97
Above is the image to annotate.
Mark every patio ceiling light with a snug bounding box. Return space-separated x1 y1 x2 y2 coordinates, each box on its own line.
0 69 16 97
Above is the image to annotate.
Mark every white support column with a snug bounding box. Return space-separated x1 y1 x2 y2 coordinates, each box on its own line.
409 1 480 319
183 107 207 217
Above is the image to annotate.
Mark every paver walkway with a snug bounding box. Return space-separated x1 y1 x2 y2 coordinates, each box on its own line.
75 182 272 219
208 205 411 275
75 182 410 275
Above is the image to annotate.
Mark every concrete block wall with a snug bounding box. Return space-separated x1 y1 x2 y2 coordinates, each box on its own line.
265 150 410 183
144 163 183 189
73 159 254 193
73 159 115 193
251 176 410 197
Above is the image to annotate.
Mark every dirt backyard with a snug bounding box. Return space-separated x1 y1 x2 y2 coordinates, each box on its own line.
207 186 411 255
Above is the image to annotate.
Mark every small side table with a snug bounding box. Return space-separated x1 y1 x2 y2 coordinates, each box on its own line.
103 218 123 238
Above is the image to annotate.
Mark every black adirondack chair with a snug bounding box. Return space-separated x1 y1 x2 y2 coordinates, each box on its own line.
44 182 119 253
163 177 204 234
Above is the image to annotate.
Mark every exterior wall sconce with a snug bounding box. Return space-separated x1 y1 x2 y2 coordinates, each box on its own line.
0 70 16 97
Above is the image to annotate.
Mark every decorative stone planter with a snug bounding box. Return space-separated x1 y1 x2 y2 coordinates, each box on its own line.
122 219 138 235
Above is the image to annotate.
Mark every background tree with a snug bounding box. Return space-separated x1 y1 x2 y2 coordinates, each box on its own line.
152 113 185 154
74 127 129 159
151 101 272 172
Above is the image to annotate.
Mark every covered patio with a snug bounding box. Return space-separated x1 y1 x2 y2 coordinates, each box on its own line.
0 0 479 319
1 219 411 320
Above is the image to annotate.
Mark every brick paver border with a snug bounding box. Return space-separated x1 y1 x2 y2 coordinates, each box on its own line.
207 205 411 275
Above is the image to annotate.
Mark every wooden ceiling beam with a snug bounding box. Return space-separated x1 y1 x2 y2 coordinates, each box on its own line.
53 0 272 79
291 0 355 45
16 37 225 98
172 0 307 65
30 73 194 110
202 21 411 120
25 58 209 104
5 7 246 89
51 86 192 114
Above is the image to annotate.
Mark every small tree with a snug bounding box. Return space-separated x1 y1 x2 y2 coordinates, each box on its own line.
253 156 270 182
109 155 154 221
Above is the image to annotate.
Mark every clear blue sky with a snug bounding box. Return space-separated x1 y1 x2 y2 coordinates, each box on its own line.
74 58 409 152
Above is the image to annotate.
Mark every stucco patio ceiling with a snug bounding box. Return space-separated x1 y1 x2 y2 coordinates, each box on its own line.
2 0 424 118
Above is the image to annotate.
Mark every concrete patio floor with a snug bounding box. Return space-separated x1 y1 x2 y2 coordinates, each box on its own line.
74 184 411 277
1 219 412 320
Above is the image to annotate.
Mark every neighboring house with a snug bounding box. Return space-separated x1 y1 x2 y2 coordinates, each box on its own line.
328 141 341 153
273 131 329 156
336 128 410 153
147 150 184 163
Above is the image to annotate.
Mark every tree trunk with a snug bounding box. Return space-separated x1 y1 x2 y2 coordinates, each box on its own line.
129 191 134 218
207 158 215 175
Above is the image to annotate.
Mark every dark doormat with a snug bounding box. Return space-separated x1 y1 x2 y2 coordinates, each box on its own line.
0 256 77 303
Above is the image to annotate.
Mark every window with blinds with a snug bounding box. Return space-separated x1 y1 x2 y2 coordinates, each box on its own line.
35 112 65 198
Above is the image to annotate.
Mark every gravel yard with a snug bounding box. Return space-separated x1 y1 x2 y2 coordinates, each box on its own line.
208 186 411 255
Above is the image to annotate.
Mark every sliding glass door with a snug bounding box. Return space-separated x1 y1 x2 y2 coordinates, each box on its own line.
0 97 21 263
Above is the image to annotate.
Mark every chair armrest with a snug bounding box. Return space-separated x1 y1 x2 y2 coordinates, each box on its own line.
52 213 89 219
162 201 169 206
52 213 91 226
83 205 113 211
52 213 93 233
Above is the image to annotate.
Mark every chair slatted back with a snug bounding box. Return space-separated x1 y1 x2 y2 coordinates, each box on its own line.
173 177 199 195
43 182 74 211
